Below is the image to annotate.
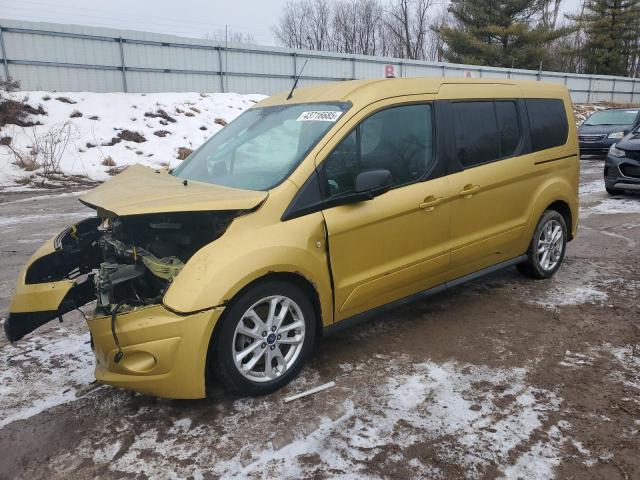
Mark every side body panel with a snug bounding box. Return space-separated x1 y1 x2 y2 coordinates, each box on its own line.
441 84 579 281
324 176 450 320
313 96 452 321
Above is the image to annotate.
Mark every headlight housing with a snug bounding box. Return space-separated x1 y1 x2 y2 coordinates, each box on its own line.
609 145 626 157
607 131 625 139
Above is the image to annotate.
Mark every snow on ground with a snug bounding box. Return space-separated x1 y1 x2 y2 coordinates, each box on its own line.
559 344 640 394
0 91 265 187
0 325 96 427
58 358 570 479
588 196 640 216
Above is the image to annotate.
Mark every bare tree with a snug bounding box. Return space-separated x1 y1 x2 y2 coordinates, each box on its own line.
383 0 433 60
273 0 438 60
426 5 450 61
538 0 563 29
307 0 332 50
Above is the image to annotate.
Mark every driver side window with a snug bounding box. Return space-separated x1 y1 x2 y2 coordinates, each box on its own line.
323 104 433 197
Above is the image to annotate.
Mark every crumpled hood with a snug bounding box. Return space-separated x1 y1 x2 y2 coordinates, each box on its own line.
80 164 268 216
615 132 640 152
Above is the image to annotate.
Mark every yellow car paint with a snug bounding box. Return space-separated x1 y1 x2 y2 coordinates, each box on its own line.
89 304 223 399
7 78 579 399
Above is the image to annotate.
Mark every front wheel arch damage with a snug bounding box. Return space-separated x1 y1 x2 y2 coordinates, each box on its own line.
204 272 323 395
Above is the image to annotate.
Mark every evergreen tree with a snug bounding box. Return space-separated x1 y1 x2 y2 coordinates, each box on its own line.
582 0 640 76
436 0 571 70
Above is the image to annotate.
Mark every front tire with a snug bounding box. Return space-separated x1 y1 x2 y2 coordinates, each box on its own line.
212 280 316 396
516 210 567 279
606 186 623 196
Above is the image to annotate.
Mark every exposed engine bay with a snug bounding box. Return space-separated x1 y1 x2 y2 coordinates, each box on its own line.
93 211 236 314
7 210 240 342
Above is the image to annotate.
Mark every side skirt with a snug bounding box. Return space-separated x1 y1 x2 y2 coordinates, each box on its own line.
323 255 527 336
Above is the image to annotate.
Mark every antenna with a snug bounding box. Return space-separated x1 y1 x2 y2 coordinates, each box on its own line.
287 59 308 100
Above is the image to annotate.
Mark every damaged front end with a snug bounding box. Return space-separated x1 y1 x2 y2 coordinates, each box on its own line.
5 210 238 342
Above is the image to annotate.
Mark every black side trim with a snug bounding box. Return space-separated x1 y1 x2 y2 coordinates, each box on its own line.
323 254 527 336
281 170 323 221
534 154 577 166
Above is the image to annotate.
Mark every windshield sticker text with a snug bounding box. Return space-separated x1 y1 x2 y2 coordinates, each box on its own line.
297 111 343 122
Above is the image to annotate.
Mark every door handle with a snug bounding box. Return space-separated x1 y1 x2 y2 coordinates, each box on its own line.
458 184 481 198
419 196 443 211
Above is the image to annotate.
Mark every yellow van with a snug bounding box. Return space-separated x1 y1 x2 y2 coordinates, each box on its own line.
5 79 579 398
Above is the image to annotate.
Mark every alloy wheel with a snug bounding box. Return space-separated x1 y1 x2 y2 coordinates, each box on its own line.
537 219 563 271
232 295 306 383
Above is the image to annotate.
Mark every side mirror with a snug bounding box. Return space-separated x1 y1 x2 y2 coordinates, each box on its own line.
355 169 393 193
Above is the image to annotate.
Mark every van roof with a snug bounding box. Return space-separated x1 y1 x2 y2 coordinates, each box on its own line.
256 78 568 108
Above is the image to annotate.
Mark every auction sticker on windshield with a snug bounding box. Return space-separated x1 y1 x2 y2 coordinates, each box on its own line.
297 111 343 122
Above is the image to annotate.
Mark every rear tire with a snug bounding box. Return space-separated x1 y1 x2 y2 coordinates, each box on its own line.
606 186 623 196
516 210 567 279
212 280 316 396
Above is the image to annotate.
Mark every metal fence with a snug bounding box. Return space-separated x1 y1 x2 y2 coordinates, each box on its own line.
1 18 639 104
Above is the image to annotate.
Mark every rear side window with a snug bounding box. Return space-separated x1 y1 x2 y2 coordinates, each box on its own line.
526 99 569 152
495 101 520 157
452 102 499 168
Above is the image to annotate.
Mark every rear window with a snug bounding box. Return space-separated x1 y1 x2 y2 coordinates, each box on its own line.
526 99 569 152
452 100 522 168
452 102 499 167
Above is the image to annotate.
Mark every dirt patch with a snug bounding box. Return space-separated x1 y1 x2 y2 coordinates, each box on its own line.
214 117 228 127
55 96 76 104
153 130 170 138
144 109 176 124
101 156 116 167
176 147 193 160
69 110 83 118
0 99 46 128
117 130 146 143
101 137 121 147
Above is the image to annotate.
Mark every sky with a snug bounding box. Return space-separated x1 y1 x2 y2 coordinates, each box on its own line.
0 0 582 47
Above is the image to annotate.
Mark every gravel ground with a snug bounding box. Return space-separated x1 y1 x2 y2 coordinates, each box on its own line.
0 160 638 480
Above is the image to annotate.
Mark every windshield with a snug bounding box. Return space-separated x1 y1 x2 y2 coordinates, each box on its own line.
171 102 349 190
584 109 638 126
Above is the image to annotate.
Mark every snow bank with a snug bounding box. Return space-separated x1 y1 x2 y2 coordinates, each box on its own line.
0 91 265 187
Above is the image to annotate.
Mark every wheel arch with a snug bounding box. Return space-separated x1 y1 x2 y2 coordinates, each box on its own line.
545 199 573 240
204 271 325 391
